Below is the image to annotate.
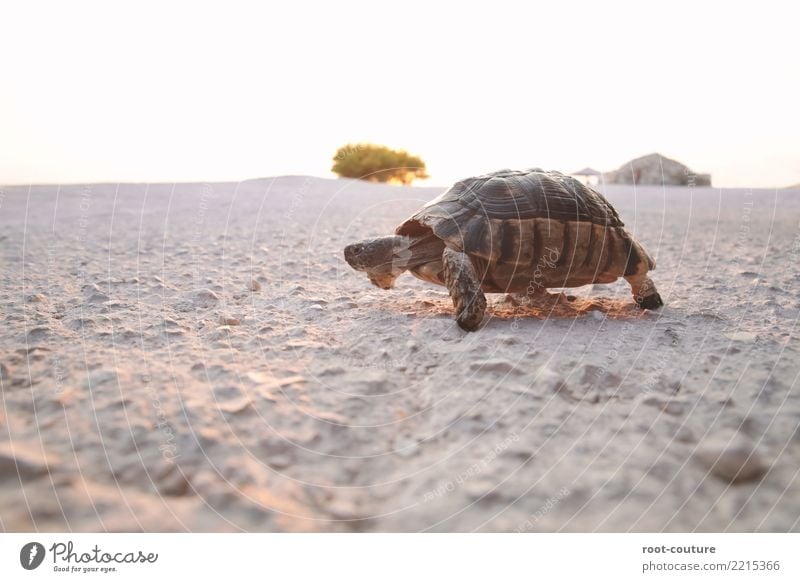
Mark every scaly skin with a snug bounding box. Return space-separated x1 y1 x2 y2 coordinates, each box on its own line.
442 247 487 331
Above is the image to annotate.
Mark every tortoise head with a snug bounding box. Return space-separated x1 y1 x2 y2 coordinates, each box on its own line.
344 235 412 289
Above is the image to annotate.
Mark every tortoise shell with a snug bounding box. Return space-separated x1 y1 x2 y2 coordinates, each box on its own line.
396 168 655 293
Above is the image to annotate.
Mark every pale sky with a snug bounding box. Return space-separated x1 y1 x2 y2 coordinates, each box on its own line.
1 1 798 188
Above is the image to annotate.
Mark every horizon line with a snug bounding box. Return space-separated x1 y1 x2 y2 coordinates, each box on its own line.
1 174 798 192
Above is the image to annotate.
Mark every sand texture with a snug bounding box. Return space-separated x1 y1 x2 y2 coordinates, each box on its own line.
1 177 799 532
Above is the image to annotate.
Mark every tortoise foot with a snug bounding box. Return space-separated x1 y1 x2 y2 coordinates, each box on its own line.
455 294 487 331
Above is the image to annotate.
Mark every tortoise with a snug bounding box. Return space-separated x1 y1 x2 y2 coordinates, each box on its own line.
344 168 663 331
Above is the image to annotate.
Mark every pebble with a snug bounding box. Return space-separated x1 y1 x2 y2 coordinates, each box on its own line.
267 454 291 469
642 395 688 416
0 443 54 480
218 316 241 326
217 396 252 414
87 292 110 304
248 374 306 391
84 369 124 388
194 289 220 307
325 498 365 521
581 364 622 388
248 279 262 292
536 366 566 393
156 466 192 497
25 293 47 303
393 436 419 458
725 331 758 343
674 426 697 444
26 327 50 342
470 359 522 375
695 442 767 484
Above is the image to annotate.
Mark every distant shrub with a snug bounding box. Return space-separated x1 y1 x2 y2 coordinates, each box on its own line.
331 143 429 185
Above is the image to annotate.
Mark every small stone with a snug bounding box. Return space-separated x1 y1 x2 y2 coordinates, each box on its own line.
581 364 623 389
642 395 688 416
267 454 291 469
193 289 220 308
26 327 50 342
695 442 767 484
248 279 262 292
218 316 241 326
87 292 110 304
51 387 77 406
217 396 252 414
470 359 522 375
725 331 758 343
156 466 192 497
325 498 365 521
247 373 306 391
0 443 55 480
26 293 47 303
84 369 123 388
393 437 419 458
536 366 567 394
674 426 697 444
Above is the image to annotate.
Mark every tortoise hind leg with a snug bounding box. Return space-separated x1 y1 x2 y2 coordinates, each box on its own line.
442 248 486 331
625 273 663 310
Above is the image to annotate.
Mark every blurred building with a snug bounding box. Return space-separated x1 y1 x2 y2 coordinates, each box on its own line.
602 153 711 186
571 167 602 186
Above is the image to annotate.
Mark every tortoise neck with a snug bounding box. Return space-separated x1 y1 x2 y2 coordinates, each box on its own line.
395 234 445 269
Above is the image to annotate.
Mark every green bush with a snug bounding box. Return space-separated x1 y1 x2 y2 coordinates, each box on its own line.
331 143 429 185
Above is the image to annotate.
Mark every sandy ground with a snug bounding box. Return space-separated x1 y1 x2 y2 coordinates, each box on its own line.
1 176 799 532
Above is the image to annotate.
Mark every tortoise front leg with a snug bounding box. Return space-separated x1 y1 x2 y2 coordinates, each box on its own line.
442 247 486 331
